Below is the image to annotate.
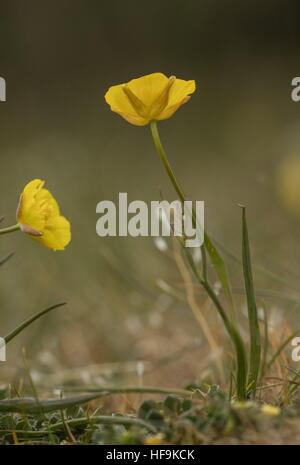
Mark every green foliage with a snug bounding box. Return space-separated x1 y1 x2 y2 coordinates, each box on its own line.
0 389 291 444
241 206 261 395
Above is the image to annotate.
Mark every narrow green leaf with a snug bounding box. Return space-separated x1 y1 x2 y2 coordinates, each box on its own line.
183 246 247 400
149 122 246 398
260 306 269 379
204 233 236 323
0 392 108 414
213 235 300 295
241 206 261 394
150 122 236 321
0 429 47 438
4 302 66 345
0 251 14 266
62 386 192 396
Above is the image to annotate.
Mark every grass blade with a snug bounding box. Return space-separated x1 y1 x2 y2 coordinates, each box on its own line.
61 386 192 396
0 251 14 266
150 122 236 321
260 306 269 380
183 246 247 399
213 235 300 295
204 233 236 322
4 302 66 344
241 206 261 394
0 392 108 414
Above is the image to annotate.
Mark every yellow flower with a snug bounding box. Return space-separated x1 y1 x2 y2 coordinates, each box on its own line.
233 401 255 409
144 433 164 445
16 179 71 250
105 72 196 126
276 155 300 217
260 404 281 417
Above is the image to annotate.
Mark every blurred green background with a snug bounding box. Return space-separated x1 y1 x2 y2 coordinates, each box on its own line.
1 0 300 387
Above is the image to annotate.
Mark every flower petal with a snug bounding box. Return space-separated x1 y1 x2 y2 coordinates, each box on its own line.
32 215 71 250
105 73 196 125
23 179 45 198
35 187 60 219
157 79 196 120
17 179 71 250
17 179 46 232
105 84 148 125
127 73 169 108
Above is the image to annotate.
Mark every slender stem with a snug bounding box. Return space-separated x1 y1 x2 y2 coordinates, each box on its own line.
241 207 261 395
184 247 247 399
150 121 186 201
150 121 207 281
4 302 66 345
150 122 239 326
0 223 20 235
150 121 246 399
61 386 192 397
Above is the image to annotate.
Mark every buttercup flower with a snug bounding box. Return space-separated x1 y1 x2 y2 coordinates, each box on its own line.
16 179 71 250
105 72 196 126
260 404 281 417
144 433 165 445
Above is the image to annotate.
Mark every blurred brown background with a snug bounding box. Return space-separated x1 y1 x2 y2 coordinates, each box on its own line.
1 0 300 388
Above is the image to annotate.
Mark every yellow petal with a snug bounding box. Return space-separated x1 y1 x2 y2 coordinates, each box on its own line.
105 73 196 125
17 179 71 250
127 73 169 108
17 179 47 232
157 79 196 120
32 215 71 250
35 188 60 219
23 179 45 198
167 79 196 107
17 197 45 232
114 110 149 126
144 433 164 445
105 84 148 126
276 155 300 217
261 405 281 417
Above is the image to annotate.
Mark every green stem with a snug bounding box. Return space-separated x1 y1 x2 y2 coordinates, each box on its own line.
150 121 247 399
150 121 207 280
241 207 261 395
150 121 234 301
61 386 192 396
4 302 66 345
183 247 247 399
150 121 186 202
0 223 20 235
0 392 107 414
